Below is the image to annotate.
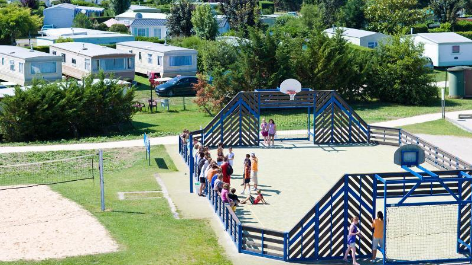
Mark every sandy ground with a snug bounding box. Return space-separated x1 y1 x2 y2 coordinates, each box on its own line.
0 186 118 262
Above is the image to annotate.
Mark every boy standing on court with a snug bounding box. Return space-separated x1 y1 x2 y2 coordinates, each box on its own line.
241 154 251 194
251 153 258 191
227 147 234 167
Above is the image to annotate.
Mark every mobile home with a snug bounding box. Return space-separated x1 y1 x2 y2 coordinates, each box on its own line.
0 46 62 86
116 41 197 77
50 42 135 80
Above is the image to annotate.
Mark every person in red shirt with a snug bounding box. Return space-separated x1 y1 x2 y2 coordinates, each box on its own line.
221 157 231 184
241 189 267 205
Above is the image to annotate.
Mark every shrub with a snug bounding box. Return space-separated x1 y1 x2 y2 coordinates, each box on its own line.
91 16 114 23
33 46 49 53
456 31 472 39
0 73 135 142
56 37 74 43
454 20 472 31
135 36 165 43
109 23 128 33
259 1 274 14
429 22 451 32
71 0 99 6
411 23 429 33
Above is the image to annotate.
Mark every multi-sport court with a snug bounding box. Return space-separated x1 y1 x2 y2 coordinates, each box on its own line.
179 88 472 264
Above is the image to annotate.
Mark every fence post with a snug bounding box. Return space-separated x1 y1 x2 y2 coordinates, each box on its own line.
238 223 243 253
283 232 288 261
367 125 371 144
398 129 402 146
189 134 194 193
99 149 105 212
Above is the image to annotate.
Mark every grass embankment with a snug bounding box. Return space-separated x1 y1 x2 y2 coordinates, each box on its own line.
399 119 472 138
0 146 230 265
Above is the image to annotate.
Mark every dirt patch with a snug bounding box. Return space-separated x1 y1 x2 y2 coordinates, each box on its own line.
0 186 119 261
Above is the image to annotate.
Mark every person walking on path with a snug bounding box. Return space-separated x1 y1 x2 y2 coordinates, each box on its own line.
241 154 251 194
268 119 277 147
344 216 361 265
227 147 234 167
371 211 384 262
260 118 269 146
251 153 258 191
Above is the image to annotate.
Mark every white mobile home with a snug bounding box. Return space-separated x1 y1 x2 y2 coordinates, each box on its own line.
43 4 104 28
130 18 168 39
116 41 197 77
37 28 135 46
413 33 472 67
50 43 135 80
324 27 387 48
0 46 62 86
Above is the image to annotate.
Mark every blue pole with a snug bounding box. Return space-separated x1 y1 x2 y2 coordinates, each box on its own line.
189 134 194 193
283 232 288 261
382 182 387 265
343 175 349 256
313 92 317 144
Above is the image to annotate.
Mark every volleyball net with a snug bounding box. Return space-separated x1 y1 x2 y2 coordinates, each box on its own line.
385 204 463 262
0 153 98 190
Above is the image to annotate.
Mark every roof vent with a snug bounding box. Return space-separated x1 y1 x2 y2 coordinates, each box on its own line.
82 43 88 50
29 44 34 52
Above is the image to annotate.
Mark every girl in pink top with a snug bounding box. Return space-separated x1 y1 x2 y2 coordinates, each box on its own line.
268 119 276 147
221 183 235 207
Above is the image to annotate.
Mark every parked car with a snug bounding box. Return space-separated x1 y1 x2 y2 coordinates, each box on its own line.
155 76 198 97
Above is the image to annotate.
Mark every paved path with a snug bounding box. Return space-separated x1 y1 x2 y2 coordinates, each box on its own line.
415 134 472 165
371 110 472 128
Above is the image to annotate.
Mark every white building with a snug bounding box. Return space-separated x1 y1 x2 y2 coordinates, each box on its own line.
50 42 135 80
130 18 167 39
37 28 135 46
115 11 168 27
0 46 62 86
413 33 472 67
43 4 104 28
115 41 197 77
324 27 388 48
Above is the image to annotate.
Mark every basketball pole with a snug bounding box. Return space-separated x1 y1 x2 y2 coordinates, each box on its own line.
99 149 105 212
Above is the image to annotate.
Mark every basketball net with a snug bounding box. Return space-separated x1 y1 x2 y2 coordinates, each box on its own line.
287 90 296 101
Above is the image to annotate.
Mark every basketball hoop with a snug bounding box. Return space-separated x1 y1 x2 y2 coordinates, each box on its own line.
279 79 302 101
287 90 297 101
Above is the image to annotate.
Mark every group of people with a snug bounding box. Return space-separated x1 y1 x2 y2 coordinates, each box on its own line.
344 211 385 264
260 118 277 147
193 141 267 212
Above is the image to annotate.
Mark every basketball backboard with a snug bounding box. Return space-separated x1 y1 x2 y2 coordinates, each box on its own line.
279 79 302 100
394 144 425 167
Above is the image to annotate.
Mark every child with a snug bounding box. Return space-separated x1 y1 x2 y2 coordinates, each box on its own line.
260 118 269 145
227 147 234 167
213 174 224 193
343 216 361 265
371 211 384 262
241 154 251 194
241 189 267 205
251 153 258 191
217 142 224 159
228 188 240 210
221 183 235 208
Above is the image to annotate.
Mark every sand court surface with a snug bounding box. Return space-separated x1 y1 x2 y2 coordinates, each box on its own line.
0 185 118 262
211 141 435 232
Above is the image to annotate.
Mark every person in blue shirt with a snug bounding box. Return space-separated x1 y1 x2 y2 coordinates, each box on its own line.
343 216 361 265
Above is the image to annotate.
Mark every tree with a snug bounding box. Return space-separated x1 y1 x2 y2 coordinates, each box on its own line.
367 35 436 105
220 0 260 33
191 4 218 40
0 5 42 45
193 74 223 116
111 0 130 16
20 0 38 9
274 0 303 11
109 23 128 33
72 13 93 29
338 0 366 29
304 0 346 27
300 4 324 30
430 0 464 24
365 0 426 34
167 0 193 37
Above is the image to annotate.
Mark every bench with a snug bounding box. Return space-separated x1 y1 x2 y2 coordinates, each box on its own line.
458 114 472 119
132 102 145 111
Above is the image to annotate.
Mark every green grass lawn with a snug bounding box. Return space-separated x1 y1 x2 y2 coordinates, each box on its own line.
0 146 231 265
432 69 447 82
399 119 472 138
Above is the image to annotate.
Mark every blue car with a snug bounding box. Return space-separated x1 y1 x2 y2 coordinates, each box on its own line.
155 76 198 97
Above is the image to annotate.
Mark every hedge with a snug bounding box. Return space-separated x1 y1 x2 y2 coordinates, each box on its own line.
33 46 49 53
135 36 165 43
457 31 472 40
259 1 274 14
455 20 472 31
411 23 428 33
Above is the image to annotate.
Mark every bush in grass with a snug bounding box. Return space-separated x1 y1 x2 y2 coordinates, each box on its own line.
109 23 128 33
454 20 472 31
33 46 49 53
428 22 451 32
411 23 429 33
0 73 135 142
56 37 74 43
